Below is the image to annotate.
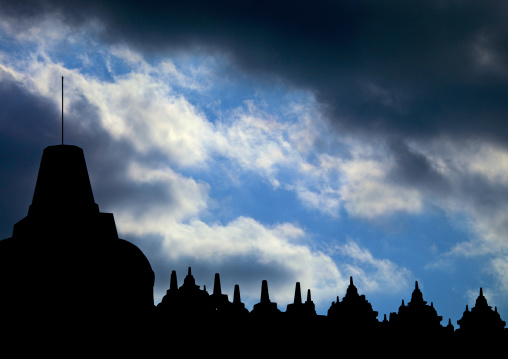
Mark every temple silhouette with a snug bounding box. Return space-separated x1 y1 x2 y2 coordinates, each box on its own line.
0 144 506 353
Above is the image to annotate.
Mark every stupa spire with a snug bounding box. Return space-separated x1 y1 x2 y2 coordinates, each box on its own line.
61 75 64 145
252 279 279 316
345 276 358 298
170 270 178 291
233 284 241 305
261 280 270 303
182 266 198 289
213 273 222 296
410 280 425 306
294 282 302 305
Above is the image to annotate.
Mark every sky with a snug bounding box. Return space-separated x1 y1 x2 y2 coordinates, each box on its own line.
1 0 508 327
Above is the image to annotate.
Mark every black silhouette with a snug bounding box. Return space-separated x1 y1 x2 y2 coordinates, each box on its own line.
0 145 154 346
388 281 444 335
456 287 506 339
286 282 317 319
250 279 281 318
327 276 379 333
0 144 506 354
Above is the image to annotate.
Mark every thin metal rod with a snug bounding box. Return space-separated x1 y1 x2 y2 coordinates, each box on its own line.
62 76 64 145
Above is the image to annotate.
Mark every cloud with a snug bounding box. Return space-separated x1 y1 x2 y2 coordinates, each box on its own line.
338 156 423 218
1 0 508 144
414 139 508 253
491 257 508 306
215 103 294 186
387 138 449 193
3 2 508 224
331 239 412 293
119 161 209 224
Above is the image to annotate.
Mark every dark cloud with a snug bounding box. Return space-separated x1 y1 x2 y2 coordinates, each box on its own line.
0 79 60 238
453 170 508 224
2 0 507 144
387 138 449 194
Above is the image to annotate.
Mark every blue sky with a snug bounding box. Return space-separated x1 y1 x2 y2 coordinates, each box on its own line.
1 1 508 327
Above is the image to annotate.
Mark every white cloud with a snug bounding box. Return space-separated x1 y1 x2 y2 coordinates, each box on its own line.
331 239 412 294
491 257 508 294
337 157 423 218
0 47 222 169
216 106 293 184
118 161 209 225
212 99 425 219
291 182 342 217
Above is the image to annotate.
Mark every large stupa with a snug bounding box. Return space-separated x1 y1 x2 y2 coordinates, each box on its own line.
0 144 155 333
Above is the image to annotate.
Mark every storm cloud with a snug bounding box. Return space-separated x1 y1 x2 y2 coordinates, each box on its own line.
1 0 507 143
